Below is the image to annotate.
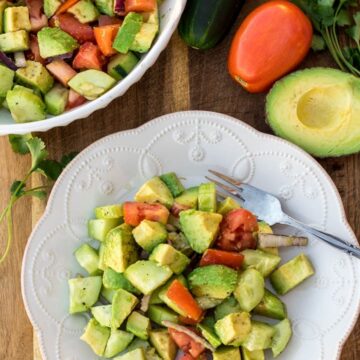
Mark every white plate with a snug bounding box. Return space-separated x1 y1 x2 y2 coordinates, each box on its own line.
0 0 186 135
22 111 360 360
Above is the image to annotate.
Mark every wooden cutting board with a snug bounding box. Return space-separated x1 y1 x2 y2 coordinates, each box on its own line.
0 1 359 358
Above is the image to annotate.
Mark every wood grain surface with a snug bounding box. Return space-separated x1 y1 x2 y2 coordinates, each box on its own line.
0 1 359 358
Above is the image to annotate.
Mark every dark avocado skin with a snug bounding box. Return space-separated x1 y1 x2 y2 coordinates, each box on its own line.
178 0 245 50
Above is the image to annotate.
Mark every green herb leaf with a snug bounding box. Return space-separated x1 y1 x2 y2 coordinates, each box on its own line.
37 159 64 181
311 34 327 51
27 137 48 172
8 134 33 155
60 152 78 168
10 181 25 197
336 9 352 26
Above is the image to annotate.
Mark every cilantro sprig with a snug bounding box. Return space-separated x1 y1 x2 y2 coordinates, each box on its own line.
293 0 360 76
0 135 77 264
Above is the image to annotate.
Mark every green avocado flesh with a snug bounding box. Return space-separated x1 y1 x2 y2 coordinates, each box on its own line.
266 67 360 157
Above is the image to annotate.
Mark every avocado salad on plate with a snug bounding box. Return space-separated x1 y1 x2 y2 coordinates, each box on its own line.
0 0 159 123
68 172 315 359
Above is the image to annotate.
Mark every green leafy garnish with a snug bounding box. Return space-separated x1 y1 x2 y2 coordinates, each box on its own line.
0 135 78 265
293 0 360 77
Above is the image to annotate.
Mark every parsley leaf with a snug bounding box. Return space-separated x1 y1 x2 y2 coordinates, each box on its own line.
10 181 25 197
8 134 33 155
27 137 49 172
37 160 64 181
60 152 78 168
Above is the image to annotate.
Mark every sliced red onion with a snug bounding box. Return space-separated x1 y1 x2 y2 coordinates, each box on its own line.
0 52 18 70
14 52 27 68
46 51 74 63
162 321 216 352
114 0 126 15
140 295 150 312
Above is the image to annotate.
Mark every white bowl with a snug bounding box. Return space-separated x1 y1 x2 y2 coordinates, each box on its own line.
22 111 360 360
0 0 186 135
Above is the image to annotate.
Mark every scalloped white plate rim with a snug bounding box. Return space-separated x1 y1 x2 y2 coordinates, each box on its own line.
0 0 187 135
21 110 360 360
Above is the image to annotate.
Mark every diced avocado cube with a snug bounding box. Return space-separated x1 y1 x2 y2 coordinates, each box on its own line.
104 329 134 358
44 0 61 17
74 243 100 275
271 319 292 357
95 204 123 219
241 347 265 360
135 176 174 208
103 267 140 294
112 288 139 329
241 249 281 277
68 0 99 23
114 348 146 360
197 319 222 348
95 0 114 16
148 305 179 326
188 265 237 299
270 253 315 295
44 83 69 115
68 69 116 100
198 182 217 212
16 60 54 94
6 85 46 122
88 218 121 241
113 12 143 54
180 209 222 253
159 172 185 197
149 329 177 360
196 296 223 310
214 312 251 346
38 27 79 58
132 220 168 253
175 186 198 208
213 347 241 360
80 318 110 356
242 321 275 351
126 311 151 340
129 4 159 53
91 304 112 327
0 1 7 34
234 268 265 312
125 260 173 295
4 6 31 32
0 30 29 52
101 287 116 303
149 244 190 274
0 63 14 97
68 276 102 313
214 296 242 321
253 289 287 320
103 224 138 273
217 197 240 215
107 51 139 81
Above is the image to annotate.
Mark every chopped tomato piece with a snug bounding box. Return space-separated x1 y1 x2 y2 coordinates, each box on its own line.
26 34 44 64
125 0 156 12
98 15 122 26
171 203 191 217
56 0 80 15
179 316 201 326
57 13 95 43
73 42 105 70
216 208 258 251
199 249 244 269
168 328 205 358
123 202 169 226
66 89 86 109
167 280 203 322
26 0 43 19
46 60 77 86
94 25 120 56
30 14 48 32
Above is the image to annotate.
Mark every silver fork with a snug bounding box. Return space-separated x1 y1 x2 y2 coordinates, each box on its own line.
207 169 360 259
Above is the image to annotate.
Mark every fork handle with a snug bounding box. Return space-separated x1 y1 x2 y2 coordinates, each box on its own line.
281 215 360 259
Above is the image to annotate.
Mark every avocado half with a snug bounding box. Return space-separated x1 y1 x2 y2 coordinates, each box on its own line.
266 67 360 157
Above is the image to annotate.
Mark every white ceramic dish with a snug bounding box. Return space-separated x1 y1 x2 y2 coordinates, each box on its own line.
22 111 360 360
0 0 186 136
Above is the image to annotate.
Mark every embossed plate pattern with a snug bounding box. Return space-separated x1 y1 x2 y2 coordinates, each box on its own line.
21 111 360 360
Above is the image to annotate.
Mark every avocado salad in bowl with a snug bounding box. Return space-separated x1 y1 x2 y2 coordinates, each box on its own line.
0 0 186 135
68 173 313 359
